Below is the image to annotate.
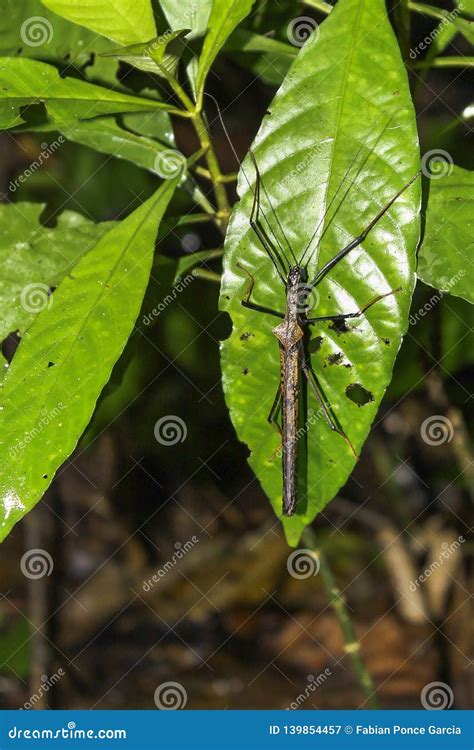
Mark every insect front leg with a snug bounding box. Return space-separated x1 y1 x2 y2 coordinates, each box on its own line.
237 262 284 319
303 287 402 325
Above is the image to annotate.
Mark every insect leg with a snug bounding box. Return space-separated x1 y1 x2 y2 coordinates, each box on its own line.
301 351 356 457
267 383 283 436
237 262 284 319
304 287 402 324
306 172 420 290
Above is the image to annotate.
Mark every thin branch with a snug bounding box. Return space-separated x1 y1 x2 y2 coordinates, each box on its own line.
302 526 380 709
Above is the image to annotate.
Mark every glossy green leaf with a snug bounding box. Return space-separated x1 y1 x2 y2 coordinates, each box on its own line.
101 30 191 77
418 165 473 303
195 0 255 105
0 57 176 130
41 0 157 45
0 178 178 541
0 202 114 346
159 0 211 39
220 0 421 545
0 0 119 81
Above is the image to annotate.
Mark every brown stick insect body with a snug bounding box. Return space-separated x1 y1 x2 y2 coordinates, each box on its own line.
236 151 419 517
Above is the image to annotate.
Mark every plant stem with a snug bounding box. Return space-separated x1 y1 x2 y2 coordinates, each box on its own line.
302 527 380 709
192 112 231 233
303 0 333 14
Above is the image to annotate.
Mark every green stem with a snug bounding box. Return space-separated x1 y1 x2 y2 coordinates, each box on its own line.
192 112 231 233
303 0 333 14
413 56 474 68
302 527 380 709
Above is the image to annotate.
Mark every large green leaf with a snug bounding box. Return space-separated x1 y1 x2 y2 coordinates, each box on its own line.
220 0 421 545
0 202 114 345
0 57 176 130
0 178 178 541
418 165 473 303
195 0 255 105
0 0 118 81
41 0 156 45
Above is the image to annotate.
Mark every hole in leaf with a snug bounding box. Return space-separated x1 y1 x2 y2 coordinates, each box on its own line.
308 336 323 353
345 383 373 406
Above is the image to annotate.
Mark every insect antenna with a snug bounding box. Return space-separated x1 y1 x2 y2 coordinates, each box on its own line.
205 93 294 282
298 117 394 270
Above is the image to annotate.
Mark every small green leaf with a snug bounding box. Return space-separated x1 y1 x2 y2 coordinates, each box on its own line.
42 0 157 45
0 178 178 541
159 0 211 39
0 202 114 346
220 0 420 545
418 165 474 303
195 0 255 105
0 57 176 130
102 30 191 77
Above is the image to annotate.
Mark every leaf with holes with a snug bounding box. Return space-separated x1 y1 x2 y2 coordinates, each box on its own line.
0 178 178 542
219 0 421 545
418 165 473 304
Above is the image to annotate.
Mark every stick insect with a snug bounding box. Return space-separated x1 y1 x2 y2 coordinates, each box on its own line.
236 153 419 517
